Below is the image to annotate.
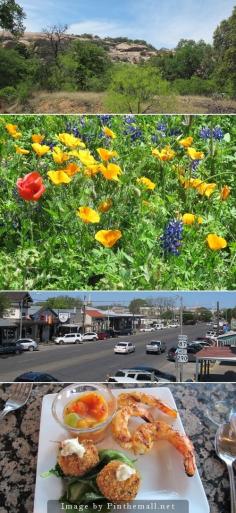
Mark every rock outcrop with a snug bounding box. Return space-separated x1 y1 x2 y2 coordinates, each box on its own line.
0 31 162 63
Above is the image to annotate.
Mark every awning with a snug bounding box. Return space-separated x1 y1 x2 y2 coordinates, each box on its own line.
195 346 236 381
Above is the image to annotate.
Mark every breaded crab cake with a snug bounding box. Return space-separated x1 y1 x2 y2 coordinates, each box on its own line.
58 438 99 477
96 460 140 501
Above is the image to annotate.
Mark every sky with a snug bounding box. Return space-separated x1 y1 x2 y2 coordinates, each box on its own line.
31 291 236 309
19 0 235 48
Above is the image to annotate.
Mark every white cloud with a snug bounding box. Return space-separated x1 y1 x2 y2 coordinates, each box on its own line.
67 19 132 38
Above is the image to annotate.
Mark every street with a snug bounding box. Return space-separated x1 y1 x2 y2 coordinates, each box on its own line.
0 323 209 381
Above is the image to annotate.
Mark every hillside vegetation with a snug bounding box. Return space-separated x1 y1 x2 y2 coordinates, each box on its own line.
0 2 235 112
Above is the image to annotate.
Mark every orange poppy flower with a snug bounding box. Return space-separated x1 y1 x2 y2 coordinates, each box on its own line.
206 234 227 250
95 230 122 248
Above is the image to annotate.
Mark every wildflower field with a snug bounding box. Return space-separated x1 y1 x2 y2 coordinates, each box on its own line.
0 114 235 290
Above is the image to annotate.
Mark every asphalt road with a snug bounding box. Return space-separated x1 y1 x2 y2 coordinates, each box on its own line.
0 324 209 382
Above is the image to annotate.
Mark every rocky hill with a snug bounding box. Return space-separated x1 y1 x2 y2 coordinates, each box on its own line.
0 31 168 63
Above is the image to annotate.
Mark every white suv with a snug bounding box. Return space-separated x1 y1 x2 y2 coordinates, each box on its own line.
82 332 98 341
16 338 38 351
54 333 83 345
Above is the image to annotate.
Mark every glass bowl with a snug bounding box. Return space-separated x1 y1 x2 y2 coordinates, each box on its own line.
206 399 236 427
52 383 117 443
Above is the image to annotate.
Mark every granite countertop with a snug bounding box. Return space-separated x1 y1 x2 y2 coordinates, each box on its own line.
0 383 235 513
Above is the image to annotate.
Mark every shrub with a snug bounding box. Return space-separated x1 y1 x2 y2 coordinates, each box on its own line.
0 86 17 104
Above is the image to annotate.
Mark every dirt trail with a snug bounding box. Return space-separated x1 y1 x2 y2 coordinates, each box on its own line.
1 92 236 114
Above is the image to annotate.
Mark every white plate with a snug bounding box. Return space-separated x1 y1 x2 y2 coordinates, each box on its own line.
34 387 209 513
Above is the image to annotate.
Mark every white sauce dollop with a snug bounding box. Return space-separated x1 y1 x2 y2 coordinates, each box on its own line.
116 463 136 481
60 438 86 458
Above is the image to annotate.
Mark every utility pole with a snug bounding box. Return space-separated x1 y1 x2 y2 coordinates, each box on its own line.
216 301 220 344
82 295 86 335
19 299 23 338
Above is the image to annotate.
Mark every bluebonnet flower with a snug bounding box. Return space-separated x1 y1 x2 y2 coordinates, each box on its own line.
157 122 167 132
98 114 112 125
213 126 224 140
151 134 159 144
191 160 201 173
123 114 136 124
199 127 211 139
169 128 182 136
124 124 142 142
44 141 56 150
161 220 183 256
65 122 81 138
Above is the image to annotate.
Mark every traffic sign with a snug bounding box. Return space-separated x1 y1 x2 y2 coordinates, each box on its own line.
176 348 187 355
178 340 188 348
178 335 188 341
176 354 188 363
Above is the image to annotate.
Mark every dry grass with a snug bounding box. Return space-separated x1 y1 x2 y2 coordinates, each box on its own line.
1 91 236 114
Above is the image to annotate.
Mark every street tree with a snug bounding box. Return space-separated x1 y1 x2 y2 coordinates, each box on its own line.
42 24 68 64
0 293 10 316
39 296 82 310
129 298 148 314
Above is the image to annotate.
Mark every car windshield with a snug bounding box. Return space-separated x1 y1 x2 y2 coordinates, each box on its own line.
150 341 160 345
117 343 127 347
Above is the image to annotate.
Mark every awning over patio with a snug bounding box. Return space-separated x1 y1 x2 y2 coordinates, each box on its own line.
195 346 236 381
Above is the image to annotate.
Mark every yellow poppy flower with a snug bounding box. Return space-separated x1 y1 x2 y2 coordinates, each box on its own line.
97 148 118 161
32 134 45 144
47 170 71 185
5 123 22 139
206 234 227 250
57 133 86 149
84 165 101 177
103 126 116 139
187 147 204 160
196 182 216 197
95 229 122 248
98 199 113 213
52 146 70 164
182 213 203 225
15 146 30 155
152 146 175 161
100 163 122 181
77 206 100 224
220 185 231 201
65 162 80 176
32 143 50 157
77 149 97 167
137 176 156 190
179 136 193 148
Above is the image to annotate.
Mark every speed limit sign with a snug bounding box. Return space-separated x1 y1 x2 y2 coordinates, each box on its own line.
176 354 188 363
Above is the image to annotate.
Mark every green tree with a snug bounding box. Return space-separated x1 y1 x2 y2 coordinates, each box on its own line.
0 293 10 316
42 296 83 309
129 298 148 314
105 63 170 113
0 0 25 35
195 307 212 322
61 40 112 91
182 311 196 324
0 47 29 87
213 6 236 96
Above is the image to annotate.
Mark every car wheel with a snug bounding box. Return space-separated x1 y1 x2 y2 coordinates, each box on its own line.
93 337 97 341
59 340 64 345
75 339 80 344
15 349 20 355
29 346 34 352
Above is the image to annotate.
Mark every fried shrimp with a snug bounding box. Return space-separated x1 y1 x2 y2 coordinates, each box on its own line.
111 404 154 449
96 460 140 501
118 392 177 419
58 438 99 477
132 421 196 477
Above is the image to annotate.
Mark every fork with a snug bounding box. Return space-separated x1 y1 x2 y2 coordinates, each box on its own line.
0 383 33 421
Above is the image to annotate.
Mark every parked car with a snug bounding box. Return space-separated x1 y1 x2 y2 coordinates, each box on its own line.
189 340 212 347
168 346 178 361
114 341 135 354
146 340 166 354
97 332 109 340
206 331 217 338
14 371 59 382
107 366 176 383
54 333 83 344
82 332 98 341
168 344 202 362
0 342 24 356
16 338 38 351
